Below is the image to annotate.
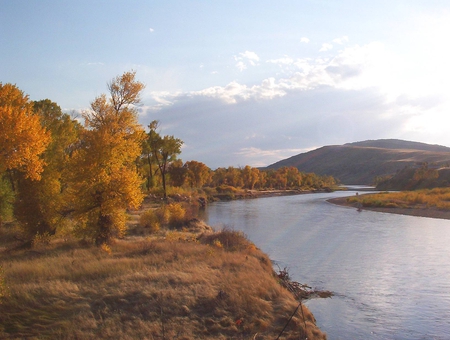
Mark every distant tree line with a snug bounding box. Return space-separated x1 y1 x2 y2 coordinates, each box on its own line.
0 71 337 246
375 162 450 191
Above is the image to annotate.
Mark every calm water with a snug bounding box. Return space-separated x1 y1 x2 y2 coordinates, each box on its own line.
203 191 450 339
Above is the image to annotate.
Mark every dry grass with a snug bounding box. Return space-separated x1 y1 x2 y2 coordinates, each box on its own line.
347 188 450 210
0 225 326 339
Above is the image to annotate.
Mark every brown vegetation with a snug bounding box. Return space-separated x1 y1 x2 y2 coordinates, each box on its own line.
0 219 326 339
329 188 450 220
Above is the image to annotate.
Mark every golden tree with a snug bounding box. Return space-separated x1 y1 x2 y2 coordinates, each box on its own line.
242 165 260 190
184 160 211 188
68 71 145 245
0 84 50 227
0 83 50 181
13 100 80 238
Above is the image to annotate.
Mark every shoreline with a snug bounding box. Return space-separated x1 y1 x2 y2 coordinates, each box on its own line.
216 188 335 201
327 196 450 220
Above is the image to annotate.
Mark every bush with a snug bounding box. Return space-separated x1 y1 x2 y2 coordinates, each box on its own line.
139 210 161 233
166 203 186 229
139 203 191 231
201 228 253 252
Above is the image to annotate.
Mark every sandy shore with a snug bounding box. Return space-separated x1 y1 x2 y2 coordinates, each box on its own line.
327 196 450 220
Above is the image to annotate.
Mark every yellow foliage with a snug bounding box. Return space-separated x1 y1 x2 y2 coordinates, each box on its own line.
68 71 145 245
0 84 50 180
100 243 113 255
212 239 223 248
139 210 161 233
166 202 186 228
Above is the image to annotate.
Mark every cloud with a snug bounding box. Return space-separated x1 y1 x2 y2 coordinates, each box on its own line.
235 147 313 167
332 36 349 44
236 61 247 71
149 28 154 33
319 43 333 52
300 37 310 43
240 51 260 64
234 50 260 70
138 42 447 168
267 56 294 66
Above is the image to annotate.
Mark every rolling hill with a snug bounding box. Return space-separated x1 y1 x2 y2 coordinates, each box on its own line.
265 139 450 184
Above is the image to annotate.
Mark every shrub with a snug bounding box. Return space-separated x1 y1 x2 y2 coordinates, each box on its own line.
32 232 52 248
166 203 186 229
216 185 237 193
139 210 161 233
201 228 252 252
140 203 190 231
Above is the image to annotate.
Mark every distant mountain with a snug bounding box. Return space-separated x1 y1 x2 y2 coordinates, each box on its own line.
265 139 450 184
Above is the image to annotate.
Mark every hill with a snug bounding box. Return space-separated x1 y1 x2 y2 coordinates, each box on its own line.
265 139 450 185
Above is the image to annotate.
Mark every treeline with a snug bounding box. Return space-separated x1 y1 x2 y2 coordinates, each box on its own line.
375 162 450 191
0 71 336 246
162 162 337 192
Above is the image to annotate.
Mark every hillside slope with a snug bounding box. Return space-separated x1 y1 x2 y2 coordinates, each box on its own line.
265 139 450 184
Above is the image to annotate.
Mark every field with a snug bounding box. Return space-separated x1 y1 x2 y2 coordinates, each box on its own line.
329 188 450 220
0 216 326 339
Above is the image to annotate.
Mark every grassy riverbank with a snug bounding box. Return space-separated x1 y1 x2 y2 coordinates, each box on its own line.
328 188 450 220
0 203 327 339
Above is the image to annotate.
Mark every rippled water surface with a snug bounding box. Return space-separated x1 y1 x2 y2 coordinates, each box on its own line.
204 191 450 339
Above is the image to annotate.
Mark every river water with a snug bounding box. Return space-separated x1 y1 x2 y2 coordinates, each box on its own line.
203 191 450 339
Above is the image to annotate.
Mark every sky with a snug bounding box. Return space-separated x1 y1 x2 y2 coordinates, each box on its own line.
2 0 450 169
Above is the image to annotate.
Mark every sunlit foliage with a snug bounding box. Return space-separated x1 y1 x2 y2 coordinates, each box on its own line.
184 160 211 188
68 71 145 245
0 83 50 180
13 100 80 237
348 187 450 210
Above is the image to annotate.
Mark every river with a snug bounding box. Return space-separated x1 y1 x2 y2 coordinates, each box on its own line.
203 190 450 339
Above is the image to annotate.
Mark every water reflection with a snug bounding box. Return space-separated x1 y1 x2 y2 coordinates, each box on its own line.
205 192 450 339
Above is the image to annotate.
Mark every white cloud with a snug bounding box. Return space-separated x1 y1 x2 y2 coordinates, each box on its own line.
149 28 154 33
138 40 450 168
319 43 333 52
332 36 349 44
235 61 247 72
240 51 260 63
234 51 260 70
267 56 294 66
233 147 310 167
300 37 310 43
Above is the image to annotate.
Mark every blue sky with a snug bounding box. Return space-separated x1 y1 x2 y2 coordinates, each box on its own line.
2 1 450 168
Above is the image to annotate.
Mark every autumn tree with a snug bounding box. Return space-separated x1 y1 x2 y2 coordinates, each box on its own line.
242 165 260 190
211 167 227 187
141 120 161 191
146 121 183 198
0 83 50 181
0 84 51 226
167 160 186 187
13 100 80 237
68 71 145 245
184 161 211 188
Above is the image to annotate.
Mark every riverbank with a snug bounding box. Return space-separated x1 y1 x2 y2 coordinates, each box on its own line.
328 195 450 220
0 214 327 339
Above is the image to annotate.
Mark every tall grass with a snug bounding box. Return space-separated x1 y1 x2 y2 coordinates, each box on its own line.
347 188 450 210
0 228 326 339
